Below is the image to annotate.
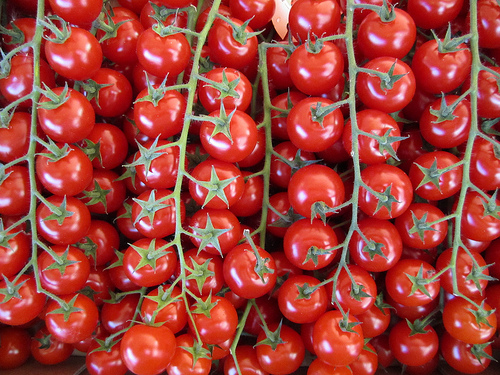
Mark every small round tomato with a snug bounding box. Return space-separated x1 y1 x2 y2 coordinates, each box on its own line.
313 310 364 367
0 165 31 216
120 324 176 375
0 327 31 370
45 293 99 344
468 136 500 192
166 333 212 375
31 326 74 366
0 111 31 163
288 164 345 219
223 242 277 299
49 0 102 26
86 337 127 375
0 229 30 279
440 331 493 374
458 191 500 242
407 0 464 29
385 259 440 307
224 345 268 375
288 0 341 41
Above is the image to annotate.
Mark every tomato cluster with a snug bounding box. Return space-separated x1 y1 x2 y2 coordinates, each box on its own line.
1 0 500 374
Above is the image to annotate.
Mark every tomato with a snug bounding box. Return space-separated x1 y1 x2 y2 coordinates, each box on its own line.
0 228 30 279
36 143 93 197
386 291 439 322
45 293 99 344
408 150 463 201
0 54 55 109
255 323 305 375
136 28 191 78
288 164 345 219
436 247 490 299
0 327 31 370
411 37 472 95
36 195 91 245
229 171 264 217
131 188 184 238
166 333 212 375
49 0 102 27
37 245 90 295
394 203 448 249
134 87 186 139
0 111 31 163
31 326 74 365
244 296 282 336
342 109 402 165
443 297 497 344
475 0 500 48
440 331 493 374
1 17 40 55
348 343 377 375
357 8 416 59
278 275 328 324
269 141 316 189
86 337 127 375
188 159 245 209
101 294 140 334
313 310 364 367
123 237 177 287
208 17 259 70
81 122 128 170
358 163 413 219
223 242 277 299
229 0 275 30
356 302 391 338
288 0 341 41
385 259 440 307
140 285 188 333
458 191 500 242
189 295 238 345
407 0 464 29
266 44 295 92
466 136 500 192
200 108 258 163
224 345 268 375
288 41 344 96
389 319 439 367
283 218 338 270
37 86 95 144
0 165 31 216
120 324 176 375
349 217 402 272
286 96 344 152
356 57 415 113
79 169 127 214
308 359 353 375
45 26 102 81
198 67 252 113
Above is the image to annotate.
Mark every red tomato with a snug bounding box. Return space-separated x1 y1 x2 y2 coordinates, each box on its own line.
407 0 464 29
166 334 212 375
49 0 102 26
31 326 74 366
288 0 341 41
441 331 493 374
86 337 127 375
0 327 31 370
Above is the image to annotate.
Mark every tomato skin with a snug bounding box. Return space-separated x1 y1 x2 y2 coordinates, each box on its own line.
385 259 440 307
407 0 464 29
86 338 127 375
288 164 345 219
440 331 492 374
120 324 176 375
83 122 129 170
349 218 402 272
356 57 416 113
270 141 316 189
224 345 268 375
0 229 30 278
189 295 238 345
475 0 500 48
134 88 186 139
278 275 328 324
123 238 177 287
31 326 74 366
0 327 31 370
0 165 31 216
343 109 401 165
459 191 500 242
136 29 191 78
358 164 413 220
229 0 275 30
208 17 258 70
230 171 264 217
288 0 341 41
436 248 490 299
266 45 295 92
286 96 344 152
200 109 258 163
140 285 188 334
101 294 140 334
411 38 472 95
49 0 102 26
36 195 91 245
389 319 439 367
38 86 96 144
255 323 305 375
45 27 103 81
313 310 364 367
284 218 338 270
166 334 212 375
347 344 377 375
223 243 277 299
409 151 463 201
443 297 497 344
288 41 344 96
36 144 93 197
357 8 416 59
38 245 90 296
468 136 500 192
0 111 31 163
45 293 99 344
356 303 391 338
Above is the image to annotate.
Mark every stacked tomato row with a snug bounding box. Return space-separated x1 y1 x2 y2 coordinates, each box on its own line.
1 0 500 374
